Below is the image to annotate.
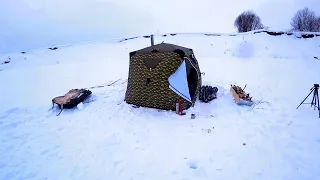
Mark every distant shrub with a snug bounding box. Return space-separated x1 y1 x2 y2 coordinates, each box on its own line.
234 10 264 33
290 7 319 32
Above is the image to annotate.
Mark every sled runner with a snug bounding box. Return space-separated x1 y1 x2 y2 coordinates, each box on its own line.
52 89 92 116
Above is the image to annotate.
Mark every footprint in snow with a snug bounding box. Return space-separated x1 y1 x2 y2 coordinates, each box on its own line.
187 161 198 170
189 163 198 169
5 107 20 114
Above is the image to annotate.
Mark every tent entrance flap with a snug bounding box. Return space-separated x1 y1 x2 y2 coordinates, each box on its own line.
168 60 192 102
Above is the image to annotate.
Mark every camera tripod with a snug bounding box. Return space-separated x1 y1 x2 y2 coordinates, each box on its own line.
296 84 320 118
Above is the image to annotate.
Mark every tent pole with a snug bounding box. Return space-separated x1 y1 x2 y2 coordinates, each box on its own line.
151 34 154 46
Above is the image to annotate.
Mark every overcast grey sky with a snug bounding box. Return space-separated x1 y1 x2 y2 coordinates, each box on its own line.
0 0 319 54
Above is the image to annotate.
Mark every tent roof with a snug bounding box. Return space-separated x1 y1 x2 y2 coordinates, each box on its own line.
130 43 194 55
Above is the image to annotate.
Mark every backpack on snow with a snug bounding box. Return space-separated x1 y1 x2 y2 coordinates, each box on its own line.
199 85 218 103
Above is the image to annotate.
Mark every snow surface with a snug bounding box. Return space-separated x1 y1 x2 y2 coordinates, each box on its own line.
1 32 320 180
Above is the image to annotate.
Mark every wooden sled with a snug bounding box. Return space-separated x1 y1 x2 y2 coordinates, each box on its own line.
52 89 92 116
230 85 254 106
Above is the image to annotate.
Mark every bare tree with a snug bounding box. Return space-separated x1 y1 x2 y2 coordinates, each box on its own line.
291 7 319 32
234 10 264 33
316 17 320 32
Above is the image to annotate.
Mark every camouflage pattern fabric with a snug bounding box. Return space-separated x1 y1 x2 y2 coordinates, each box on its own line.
125 51 201 111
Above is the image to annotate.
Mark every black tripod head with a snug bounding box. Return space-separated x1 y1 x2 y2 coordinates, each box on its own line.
311 84 319 91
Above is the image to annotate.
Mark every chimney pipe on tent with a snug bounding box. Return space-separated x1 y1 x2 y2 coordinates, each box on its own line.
151 34 154 46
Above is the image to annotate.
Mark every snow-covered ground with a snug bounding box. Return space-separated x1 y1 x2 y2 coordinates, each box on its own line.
1 32 320 180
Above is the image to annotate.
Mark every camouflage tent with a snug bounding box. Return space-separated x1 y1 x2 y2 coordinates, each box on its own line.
125 42 202 111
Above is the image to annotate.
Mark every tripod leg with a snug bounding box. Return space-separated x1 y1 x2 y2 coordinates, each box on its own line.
312 90 316 109
316 90 320 118
297 87 315 109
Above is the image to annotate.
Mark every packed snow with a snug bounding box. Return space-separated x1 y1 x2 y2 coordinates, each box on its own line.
1 32 320 180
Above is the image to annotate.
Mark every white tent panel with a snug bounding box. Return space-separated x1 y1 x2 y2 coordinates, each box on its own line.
168 60 192 102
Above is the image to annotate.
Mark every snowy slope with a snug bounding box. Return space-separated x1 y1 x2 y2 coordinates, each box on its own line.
1 32 320 180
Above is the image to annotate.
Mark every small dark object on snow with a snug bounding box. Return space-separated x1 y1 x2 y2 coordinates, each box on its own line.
2 57 11 64
133 105 140 108
314 57 319 60
302 34 314 38
266 31 284 36
49 47 58 50
199 85 218 103
191 113 196 119
52 89 92 116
